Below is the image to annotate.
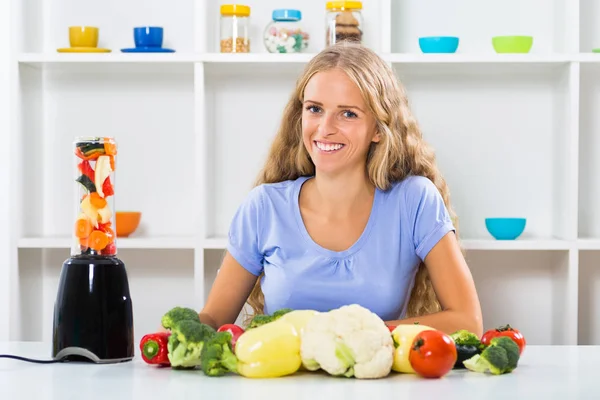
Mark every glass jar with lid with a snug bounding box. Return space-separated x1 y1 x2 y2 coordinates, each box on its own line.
263 9 310 53
220 4 251 53
325 1 363 46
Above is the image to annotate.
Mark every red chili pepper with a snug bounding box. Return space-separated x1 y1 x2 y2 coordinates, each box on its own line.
140 332 171 366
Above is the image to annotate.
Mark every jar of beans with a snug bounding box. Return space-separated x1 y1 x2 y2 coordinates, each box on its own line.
220 4 251 53
263 9 309 53
325 1 363 46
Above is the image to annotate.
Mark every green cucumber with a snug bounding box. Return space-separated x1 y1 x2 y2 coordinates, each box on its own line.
76 174 96 192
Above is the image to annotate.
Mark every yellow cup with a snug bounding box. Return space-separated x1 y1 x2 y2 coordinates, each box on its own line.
69 26 99 48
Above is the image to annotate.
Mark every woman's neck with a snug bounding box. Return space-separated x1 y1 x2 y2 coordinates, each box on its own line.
307 167 375 219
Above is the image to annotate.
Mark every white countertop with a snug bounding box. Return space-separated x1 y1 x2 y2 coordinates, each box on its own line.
0 342 596 399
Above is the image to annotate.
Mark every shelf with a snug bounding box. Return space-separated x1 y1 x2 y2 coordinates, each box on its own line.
18 237 196 249
461 239 571 250
388 53 572 64
18 53 200 66
202 237 570 251
19 53 600 68
576 239 600 251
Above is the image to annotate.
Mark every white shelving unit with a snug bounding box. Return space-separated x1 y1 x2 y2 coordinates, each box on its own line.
2 0 599 346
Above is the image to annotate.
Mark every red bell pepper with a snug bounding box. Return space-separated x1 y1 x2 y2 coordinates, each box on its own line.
217 324 245 350
140 332 171 366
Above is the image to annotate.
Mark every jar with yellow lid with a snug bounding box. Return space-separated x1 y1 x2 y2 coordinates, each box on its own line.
220 4 251 53
325 1 363 46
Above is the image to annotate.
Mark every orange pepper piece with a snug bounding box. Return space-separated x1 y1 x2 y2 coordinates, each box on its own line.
89 192 107 209
104 139 117 156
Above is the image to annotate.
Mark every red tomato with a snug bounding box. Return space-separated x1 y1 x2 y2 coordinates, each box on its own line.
217 324 245 350
386 324 396 333
481 324 526 355
408 330 457 379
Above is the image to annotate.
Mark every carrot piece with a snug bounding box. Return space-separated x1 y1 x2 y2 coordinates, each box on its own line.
109 155 115 171
89 192 107 209
88 230 109 251
75 218 93 239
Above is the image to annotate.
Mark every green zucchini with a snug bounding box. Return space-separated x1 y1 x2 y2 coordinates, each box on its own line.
76 141 105 157
76 174 96 193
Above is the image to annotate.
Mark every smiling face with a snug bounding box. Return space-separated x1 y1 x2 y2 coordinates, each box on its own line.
301 68 380 177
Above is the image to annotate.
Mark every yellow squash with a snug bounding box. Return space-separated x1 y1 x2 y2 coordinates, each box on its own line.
391 323 434 373
235 319 302 378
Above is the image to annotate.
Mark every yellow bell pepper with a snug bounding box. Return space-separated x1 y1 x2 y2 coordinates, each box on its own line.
277 309 319 336
235 319 302 378
391 323 434 373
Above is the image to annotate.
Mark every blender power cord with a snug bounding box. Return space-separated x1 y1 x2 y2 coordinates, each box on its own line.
0 354 65 364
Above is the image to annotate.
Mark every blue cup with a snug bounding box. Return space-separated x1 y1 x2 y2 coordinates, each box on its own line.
134 26 163 48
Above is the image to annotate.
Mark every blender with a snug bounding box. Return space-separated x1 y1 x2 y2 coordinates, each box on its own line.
52 136 134 363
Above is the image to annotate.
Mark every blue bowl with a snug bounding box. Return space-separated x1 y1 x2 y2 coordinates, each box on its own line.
418 36 459 53
485 218 526 240
134 26 163 48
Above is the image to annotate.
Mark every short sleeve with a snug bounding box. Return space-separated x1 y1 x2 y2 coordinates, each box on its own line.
403 176 456 261
226 186 265 276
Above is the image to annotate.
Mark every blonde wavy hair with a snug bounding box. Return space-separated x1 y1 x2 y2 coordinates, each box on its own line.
245 42 460 322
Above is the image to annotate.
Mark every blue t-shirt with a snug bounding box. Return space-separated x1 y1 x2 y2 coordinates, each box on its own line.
226 175 455 321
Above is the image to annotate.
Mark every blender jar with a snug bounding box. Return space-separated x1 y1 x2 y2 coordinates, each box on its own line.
73 136 117 256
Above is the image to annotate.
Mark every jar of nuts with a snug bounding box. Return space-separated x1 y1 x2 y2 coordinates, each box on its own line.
220 4 251 53
325 1 363 46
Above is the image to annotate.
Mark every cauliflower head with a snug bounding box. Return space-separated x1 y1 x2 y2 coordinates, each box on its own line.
299 304 394 379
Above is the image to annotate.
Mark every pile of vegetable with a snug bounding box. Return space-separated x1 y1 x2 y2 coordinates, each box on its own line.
74 138 117 256
139 304 526 380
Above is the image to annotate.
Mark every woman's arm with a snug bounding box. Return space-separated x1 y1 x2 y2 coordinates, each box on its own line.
386 232 484 337
198 251 259 330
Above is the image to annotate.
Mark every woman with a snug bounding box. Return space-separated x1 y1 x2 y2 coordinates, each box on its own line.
199 42 483 337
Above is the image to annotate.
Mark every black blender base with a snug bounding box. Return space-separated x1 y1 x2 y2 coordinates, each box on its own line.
54 347 133 364
52 255 135 363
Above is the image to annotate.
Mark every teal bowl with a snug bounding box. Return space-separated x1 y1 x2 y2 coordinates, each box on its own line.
485 218 526 240
419 36 459 53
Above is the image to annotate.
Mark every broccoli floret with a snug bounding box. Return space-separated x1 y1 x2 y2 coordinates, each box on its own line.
167 319 215 368
463 346 508 375
490 336 520 372
247 314 273 329
247 308 293 330
161 306 200 330
271 308 293 318
463 336 520 375
450 329 482 348
200 331 239 377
